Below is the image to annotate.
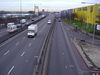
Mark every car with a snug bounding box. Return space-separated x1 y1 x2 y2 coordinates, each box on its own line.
58 18 61 22
47 20 51 24
16 24 22 28
32 19 34 21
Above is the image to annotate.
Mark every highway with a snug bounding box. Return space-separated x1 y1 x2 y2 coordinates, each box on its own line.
0 15 44 39
0 14 54 75
47 20 91 75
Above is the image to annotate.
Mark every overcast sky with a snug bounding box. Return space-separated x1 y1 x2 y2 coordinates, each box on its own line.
0 0 100 11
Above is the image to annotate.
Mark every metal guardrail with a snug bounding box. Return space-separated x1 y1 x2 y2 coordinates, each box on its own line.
33 17 56 75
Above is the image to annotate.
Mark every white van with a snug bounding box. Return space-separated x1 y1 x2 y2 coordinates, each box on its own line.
27 24 38 38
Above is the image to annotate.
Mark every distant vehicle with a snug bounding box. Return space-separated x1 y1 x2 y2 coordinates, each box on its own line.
20 19 26 24
58 18 61 22
16 24 22 28
25 22 30 26
7 23 18 33
31 19 34 21
41 15 45 17
47 20 51 24
27 24 38 38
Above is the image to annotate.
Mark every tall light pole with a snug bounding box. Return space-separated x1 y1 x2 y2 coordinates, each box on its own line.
20 0 23 26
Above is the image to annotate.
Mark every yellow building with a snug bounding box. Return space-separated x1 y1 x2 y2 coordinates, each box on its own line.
72 4 100 25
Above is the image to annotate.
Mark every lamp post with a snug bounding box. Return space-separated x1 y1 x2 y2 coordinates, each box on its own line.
20 0 23 27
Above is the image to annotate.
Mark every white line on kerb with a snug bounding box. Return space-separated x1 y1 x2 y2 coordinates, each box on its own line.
4 50 9 56
21 52 25 56
7 66 14 75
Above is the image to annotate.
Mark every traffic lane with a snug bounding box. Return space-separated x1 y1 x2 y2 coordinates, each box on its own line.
0 19 51 75
0 16 54 75
47 21 90 75
0 15 50 60
11 15 55 75
47 21 79 75
0 15 51 57
9 25 50 75
37 14 54 28
0 15 43 38
0 14 53 60
0 28 8 37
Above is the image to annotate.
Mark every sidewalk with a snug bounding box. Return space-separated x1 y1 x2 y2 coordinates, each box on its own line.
63 21 100 71
63 22 100 46
73 39 100 70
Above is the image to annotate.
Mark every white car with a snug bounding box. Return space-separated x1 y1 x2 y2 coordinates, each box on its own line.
47 20 51 24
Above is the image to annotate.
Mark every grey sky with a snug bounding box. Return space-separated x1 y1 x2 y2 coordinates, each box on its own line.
0 0 100 11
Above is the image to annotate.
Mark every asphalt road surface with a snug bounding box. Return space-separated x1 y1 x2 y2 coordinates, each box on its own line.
0 15 44 38
47 20 91 75
0 28 8 37
0 14 54 75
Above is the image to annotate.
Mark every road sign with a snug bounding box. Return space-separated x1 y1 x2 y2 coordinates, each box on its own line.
97 24 100 30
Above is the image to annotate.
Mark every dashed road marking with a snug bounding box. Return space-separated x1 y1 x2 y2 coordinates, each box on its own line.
7 66 14 75
62 52 64 55
69 65 74 68
21 52 25 56
4 50 9 56
65 65 68 69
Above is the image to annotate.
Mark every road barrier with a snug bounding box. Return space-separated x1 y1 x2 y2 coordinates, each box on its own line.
33 17 56 75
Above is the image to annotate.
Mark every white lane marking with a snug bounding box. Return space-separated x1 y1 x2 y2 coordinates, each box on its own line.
65 65 68 69
34 56 38 58
21 52 25 56
15 42 19 46
29 43 32 47
69 65 74 68
7 66 14 75
4 50 10 56
62 52 64 55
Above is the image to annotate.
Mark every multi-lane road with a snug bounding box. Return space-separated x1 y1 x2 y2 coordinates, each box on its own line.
0 14 54 75
47 20 91 75
0 14 93 75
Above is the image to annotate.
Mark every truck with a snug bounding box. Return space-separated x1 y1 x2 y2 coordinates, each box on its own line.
27 24 38 38
7 23 18 33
